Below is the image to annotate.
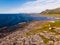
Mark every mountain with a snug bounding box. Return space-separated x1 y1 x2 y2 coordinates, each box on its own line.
40 8 60 15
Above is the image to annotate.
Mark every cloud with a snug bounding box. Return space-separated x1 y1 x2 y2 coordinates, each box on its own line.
1 0 60 13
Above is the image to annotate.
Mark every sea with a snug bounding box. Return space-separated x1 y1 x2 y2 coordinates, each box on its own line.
0 14 54 28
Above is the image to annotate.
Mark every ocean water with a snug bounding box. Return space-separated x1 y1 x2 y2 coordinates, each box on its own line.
0 14 50 28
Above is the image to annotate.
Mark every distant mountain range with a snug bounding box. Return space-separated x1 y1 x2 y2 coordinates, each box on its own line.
40 8 60 14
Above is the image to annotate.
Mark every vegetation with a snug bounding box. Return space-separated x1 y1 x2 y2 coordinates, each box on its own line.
0 20 60 45
40 8 60 16
25 20 60 44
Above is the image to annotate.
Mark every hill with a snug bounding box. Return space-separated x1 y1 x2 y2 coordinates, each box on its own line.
40 8 60 16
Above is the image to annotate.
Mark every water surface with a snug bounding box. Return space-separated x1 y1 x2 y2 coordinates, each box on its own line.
0 14 54 28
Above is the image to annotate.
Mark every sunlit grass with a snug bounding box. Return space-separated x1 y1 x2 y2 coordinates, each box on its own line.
41 14 60 17
25 20 60 36
39 34 50 44
24 20 60 44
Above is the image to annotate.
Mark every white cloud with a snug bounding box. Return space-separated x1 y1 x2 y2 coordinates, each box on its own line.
1 0 60 13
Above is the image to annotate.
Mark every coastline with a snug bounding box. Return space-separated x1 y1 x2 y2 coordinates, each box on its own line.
40 14 60 17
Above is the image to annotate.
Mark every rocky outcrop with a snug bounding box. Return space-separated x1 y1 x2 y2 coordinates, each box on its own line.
0 21 60 45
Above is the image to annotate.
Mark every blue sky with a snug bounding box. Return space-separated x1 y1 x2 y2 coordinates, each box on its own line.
0 0 35 8
0 0 60 13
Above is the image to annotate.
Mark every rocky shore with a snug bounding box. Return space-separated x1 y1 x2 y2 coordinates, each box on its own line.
0 21 60 45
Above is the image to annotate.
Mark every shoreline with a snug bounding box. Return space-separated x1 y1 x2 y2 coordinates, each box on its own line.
40 14 60 17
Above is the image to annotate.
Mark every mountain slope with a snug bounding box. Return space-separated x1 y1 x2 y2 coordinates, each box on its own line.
40 8 60 16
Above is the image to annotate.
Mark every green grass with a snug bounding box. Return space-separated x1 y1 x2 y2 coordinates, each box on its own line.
24 20 60 44
41 14 60 17
25 20 60 36
54 20 60 26
39 34 50 44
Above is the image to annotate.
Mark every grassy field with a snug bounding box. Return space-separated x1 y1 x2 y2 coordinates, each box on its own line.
41 14 60 17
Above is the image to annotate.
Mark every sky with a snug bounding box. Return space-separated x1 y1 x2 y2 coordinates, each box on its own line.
0 0 60 13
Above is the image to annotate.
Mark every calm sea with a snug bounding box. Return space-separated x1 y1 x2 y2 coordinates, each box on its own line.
0 14 51 28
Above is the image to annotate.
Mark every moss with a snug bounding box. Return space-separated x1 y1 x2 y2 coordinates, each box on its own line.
55 20 60 26
39 34 50 44
24 21 60 44
26 32 31 36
